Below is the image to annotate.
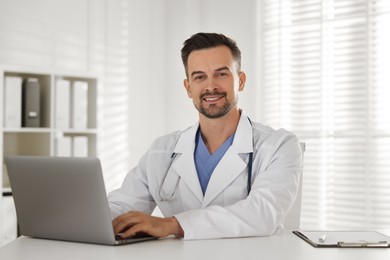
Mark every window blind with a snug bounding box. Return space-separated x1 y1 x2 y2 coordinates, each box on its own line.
262 0 390 230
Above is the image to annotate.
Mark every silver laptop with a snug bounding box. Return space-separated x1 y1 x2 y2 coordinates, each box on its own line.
5 156 156 245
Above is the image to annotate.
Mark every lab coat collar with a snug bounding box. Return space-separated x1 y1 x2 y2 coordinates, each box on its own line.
173 111 253 154
231 111 254 154
172 111 254 206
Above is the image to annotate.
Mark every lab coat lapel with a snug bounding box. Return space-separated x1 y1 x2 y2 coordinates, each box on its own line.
202 114 254 208
171 125 203 204
201 149 246 207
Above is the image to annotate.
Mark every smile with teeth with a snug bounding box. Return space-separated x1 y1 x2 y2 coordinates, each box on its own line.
202 95 225 102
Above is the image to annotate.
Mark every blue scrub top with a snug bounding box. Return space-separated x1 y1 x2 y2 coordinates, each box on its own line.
194 128 235 195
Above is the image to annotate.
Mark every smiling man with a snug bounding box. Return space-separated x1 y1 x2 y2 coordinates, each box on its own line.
108 33 303 240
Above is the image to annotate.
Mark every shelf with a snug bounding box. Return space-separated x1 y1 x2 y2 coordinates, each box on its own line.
55 129 98 134
1 67 99 247
2 128 98 134
2 128 52 133
1 67 99 180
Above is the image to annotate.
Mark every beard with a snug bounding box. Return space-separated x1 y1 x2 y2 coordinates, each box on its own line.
195 92 238 119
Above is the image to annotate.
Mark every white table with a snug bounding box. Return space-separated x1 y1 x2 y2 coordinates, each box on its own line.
0 230 389 260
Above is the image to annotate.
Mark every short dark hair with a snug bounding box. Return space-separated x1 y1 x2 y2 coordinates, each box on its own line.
181 32 241 78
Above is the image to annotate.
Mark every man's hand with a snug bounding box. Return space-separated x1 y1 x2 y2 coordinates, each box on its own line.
112 211 184 238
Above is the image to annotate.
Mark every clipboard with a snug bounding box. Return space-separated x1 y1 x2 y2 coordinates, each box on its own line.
293 230 390 248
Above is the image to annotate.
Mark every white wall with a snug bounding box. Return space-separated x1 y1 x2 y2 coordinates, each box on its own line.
0 0 262 191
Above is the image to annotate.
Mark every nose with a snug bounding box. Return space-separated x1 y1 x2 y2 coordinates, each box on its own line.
203 78 218 93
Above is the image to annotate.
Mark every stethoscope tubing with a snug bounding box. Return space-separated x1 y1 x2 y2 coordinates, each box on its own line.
159 116 254 201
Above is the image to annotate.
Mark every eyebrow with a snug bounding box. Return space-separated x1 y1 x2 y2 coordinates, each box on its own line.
190 67 230 77
190 71 205 77
215 66 230 72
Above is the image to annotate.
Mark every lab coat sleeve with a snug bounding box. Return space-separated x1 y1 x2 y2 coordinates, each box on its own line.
108 151 157 219
174 133 303 240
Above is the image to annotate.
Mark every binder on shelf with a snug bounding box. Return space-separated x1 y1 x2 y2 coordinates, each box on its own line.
4 76 22 128
72 136 88 157
56 136 72 157
55 79 70 129
22 78 41 127
72 81 88 129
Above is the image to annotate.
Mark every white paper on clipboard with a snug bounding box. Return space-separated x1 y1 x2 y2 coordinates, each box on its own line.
293 230 390 248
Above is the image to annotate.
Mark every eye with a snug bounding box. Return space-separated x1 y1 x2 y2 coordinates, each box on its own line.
194 74 206 81
217 71 229 77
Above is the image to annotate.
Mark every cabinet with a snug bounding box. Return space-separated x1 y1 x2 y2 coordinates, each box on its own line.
0 67 98 245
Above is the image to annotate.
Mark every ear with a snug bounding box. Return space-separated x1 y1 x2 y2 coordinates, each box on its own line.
238 71 246 91
184 79 192 98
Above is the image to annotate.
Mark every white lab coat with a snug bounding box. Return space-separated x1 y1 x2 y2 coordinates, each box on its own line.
108 112 303 240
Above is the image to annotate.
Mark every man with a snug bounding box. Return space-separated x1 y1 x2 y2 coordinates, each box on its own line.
109 32 303 240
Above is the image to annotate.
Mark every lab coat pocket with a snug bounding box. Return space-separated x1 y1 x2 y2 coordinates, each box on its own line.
223 186 247 206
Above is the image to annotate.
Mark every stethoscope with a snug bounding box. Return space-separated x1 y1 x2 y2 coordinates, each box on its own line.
159 117 254 201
